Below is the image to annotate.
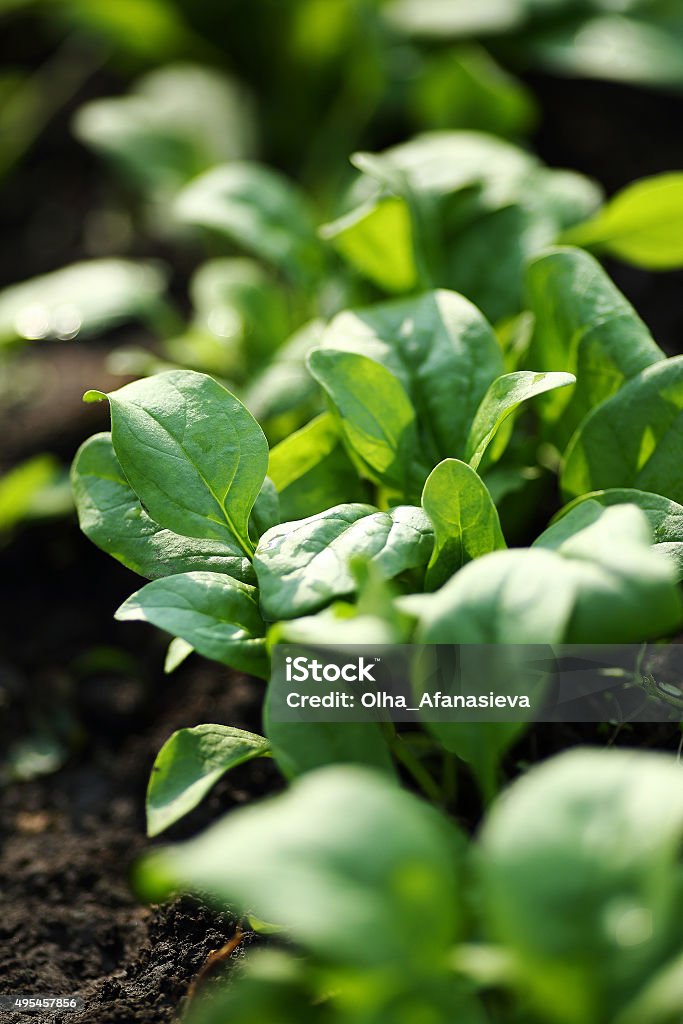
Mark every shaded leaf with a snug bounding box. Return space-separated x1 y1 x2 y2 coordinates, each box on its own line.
308 348 426 497
137 765 464 967
175 163 323 283
146 724 270 837
116 571 268 678
71 433 254 582
562 356 683 504
0 259 166 346
526 247 663 441
268 413 366 521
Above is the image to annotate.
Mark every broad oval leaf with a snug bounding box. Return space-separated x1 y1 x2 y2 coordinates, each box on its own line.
422 458 505 589
549 489 683 582
71 433 254 582
254 504 434 621
175 162 323 283
525 13 683 91
116 570 268 678
74 64 256 200
0 259 166 346
479 748 683 1024
137 765 464 967
466 370 575 470
307 348 426 497
415 506 682 645
562 172 683 269
526 247 664 440
146 724 271 837
561 356 683 504
415 548 575 645
541 505 682 644
93 369 268 553
321 290 503 461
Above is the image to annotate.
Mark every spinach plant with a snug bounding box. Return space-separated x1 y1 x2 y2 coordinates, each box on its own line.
137 749 683 1024
386 0 683 93
73 243 683 812
69 124 683 1024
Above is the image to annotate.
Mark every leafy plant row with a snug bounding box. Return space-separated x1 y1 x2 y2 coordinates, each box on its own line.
73 239 683 805
68 126 683 1024
5 110 683 538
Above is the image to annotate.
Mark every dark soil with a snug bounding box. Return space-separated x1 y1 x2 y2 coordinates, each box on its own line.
0 513 280 1023
0 650 279 1024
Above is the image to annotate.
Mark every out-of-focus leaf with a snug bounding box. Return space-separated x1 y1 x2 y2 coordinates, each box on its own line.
526 14 683 91
0 454 61 532
415 506 682 644
137 765 464 968
411 45 537 138
548 489 683 581
330 132 600 320
321 195 417 292
0 259 167 346
243 319 324 424
173 258 289 378
561 173 683 269
480 749 683 1024
57 0 193 62
74 64 257 201
175 163 324 283
384 0 526 38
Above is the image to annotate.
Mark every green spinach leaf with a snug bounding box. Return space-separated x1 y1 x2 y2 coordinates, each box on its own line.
116 570 268 678
422 458 505 589
72 432 255 582
86 369 268 555
146 724 271 837
255 504 433 620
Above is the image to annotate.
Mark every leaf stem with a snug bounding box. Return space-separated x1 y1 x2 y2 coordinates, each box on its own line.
389 732 442 804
